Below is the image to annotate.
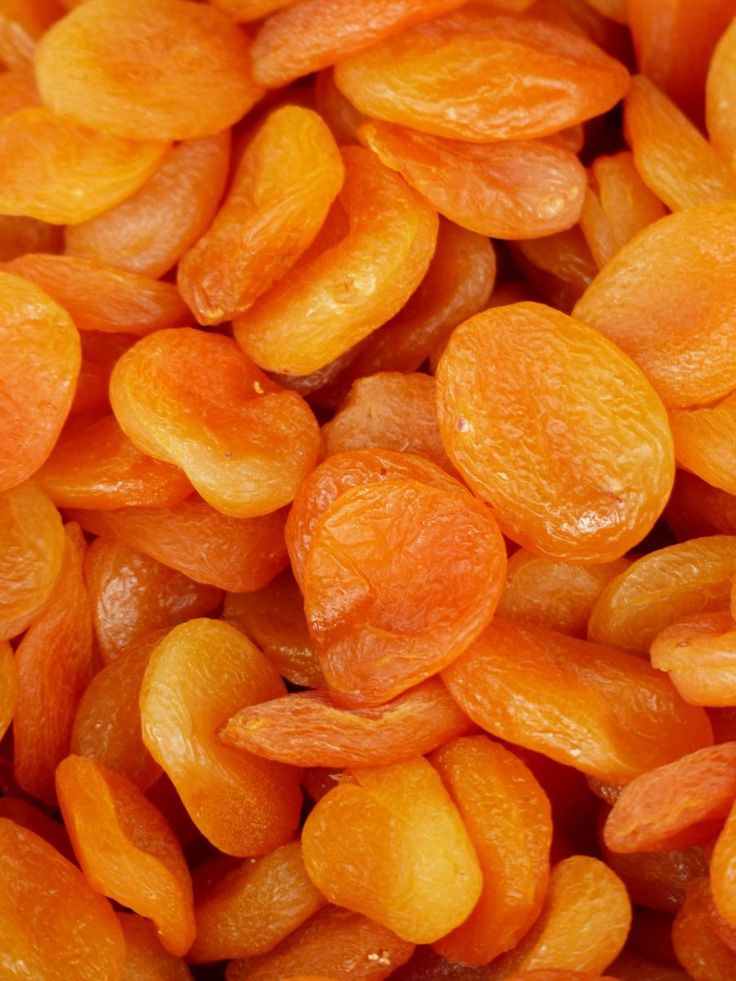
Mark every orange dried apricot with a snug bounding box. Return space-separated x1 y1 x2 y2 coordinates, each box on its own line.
588 536 736 653
666 472 736 540
70 497 288 593
0 107 168 224
0 269 79 491
707 17 736 166
0 818 125 979
221 677 474 768
710 799 736 932
189 841 325 962
600 837 709 913
35 0 263 141
117 913 194 981
0 640 14 742
71 330 135 416
65 131 231 279
442 618 713 783
37 413 193 510
430 735 552 966
178 106 343 326
511 227 596 313
672 878 736 980
650 611 736 706
361 121 586 239
0 0 62 69
574 203 736 409
334 9 629 142
139 619 302 856
669 393 736 496
111 328 319 518
0 480 64 640
497 550 630 638
233 146 438 376
85 537 221 663
0 795 73 860
302 757 482 943
0 66 40 117
13 523 93 803
604 743 736 854
304 477 506 705
436 302 674 560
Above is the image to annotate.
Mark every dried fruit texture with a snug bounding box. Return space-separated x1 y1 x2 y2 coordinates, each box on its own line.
13 523 93 803
65 131 230 279
601 838 709 913
708 893 736 957
487 856 629 977
224 570 324 688
673 878 736 980
429 736 552 965
711 798 736 932
334 9 629 142
117 913 194 981
37 413 193 510
0 481 64 640
624 76 736 211
304 477 506 705
72 330 135 416
70 498 288 593
436 302 674 561
111 329 319 519
57 755 195 956
5 253 191 336
650 612 736 706
190 842 325 962
0 640 14 742
226 905 415 981
666 473 736 540
512 227 596 313
361 121 586 239
302 757 482 943
0 0 61 69
71 632 164 790
442 618 713 783
209 0 296 21
179 107 343 326
0 67 40 117
707 19 736 166
0 796 73 860
497 551 630 638
335 220 495 385
0 107 168 224
574 203 736 410
35 0 263 141
315 68 366 144
0 818 125 979
0 270 80 491
628 0 736 126
604 744 736 854
286 448 464 588
321 373 454 473
140 619 302 856
221 677 474 768
234 146 437 376
85 538 221 663
588 536 736 653
669 393 736 496
251 0 468 87
580 152 667 269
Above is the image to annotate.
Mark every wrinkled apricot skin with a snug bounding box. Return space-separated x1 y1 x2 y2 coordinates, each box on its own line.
442 618 713 783
334 10 629 142
0 818 125 980
361 120 586 239
302 758 482 943
111 328 319 519
436 303 674 561
0 270 80 492
574 203 736 410
431 735 552 966
600 834 709 914
233 146 438 376
304 477 507 705
221 678 474 768
35 0 263 141
669 394 736 496
0 107 168 225
707 19 736 166
65 130 231 279
650 611 736 707
511 227 596 313
140 619 302 856
117 912 194 981
604 744 736 854
178 106 344 326
190 842 325 962
588 536 736 654
13 523 94 803
673 878 736 980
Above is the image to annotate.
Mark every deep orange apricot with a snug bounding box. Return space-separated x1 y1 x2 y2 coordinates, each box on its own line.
673 878 736 980
117 913 194 981
651 612 736 707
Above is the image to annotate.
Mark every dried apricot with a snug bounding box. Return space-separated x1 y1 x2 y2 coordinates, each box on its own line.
669 394 736 496
650 612 736 706
672 878 736 980
117 913 194 981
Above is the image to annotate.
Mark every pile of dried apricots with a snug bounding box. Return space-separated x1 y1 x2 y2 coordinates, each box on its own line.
6 0 736 978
